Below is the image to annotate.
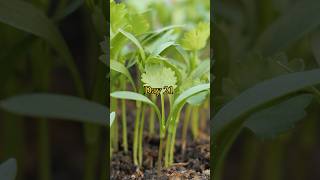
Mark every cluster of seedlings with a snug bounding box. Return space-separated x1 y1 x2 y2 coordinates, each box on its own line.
109 0 210 175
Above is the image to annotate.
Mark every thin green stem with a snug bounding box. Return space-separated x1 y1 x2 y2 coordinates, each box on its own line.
121 80 128 153
160 93 169 168
191 106 199 139
157 136 164 176
133 102 142 165
149 95 156 136
138 105 146 165
169 110 182 165
182 106 192 153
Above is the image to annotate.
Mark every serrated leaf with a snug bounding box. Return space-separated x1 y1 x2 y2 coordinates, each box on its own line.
110 60 136 91
181 22 210 51
141 64 177 90
127 12 150 35
147 57 182 85
0 159 17 180
255 0 320 55
245 94 313 139
110 1 128 33
0 94 108 126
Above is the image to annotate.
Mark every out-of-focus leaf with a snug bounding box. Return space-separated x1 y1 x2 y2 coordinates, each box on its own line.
0 158 17 180
190 59 210 79
255 0 320 55
311 32 320 66
110 60 136 90
181 22 210 51
0 94 108 126
91 6 107 38
212 69 320 176
0 0 74 64
245 94 313 139
127 12 150 35
110 0 128 34
53 0 84 20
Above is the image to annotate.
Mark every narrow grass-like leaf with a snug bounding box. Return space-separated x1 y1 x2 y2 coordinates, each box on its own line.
0 158 17 180
0 94 108 126
255 0 320 55
119 28 146 60
53 0 84 20
151 41 176 56
173 83 210 110
110 60 136 91
245 94 313 139
190 59 210 79
0 0 73 63
212 69 320 176
110 91 161 121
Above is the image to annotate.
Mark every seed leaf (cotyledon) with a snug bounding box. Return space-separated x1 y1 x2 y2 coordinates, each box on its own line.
0 94 108 126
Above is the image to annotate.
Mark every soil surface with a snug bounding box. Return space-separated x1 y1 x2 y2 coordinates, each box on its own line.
111 135 210 180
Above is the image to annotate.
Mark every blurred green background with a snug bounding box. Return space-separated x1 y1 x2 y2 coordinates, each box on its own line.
0 0 107 180
213 0 320 179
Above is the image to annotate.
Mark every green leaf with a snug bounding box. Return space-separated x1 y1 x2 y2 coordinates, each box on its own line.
110 0 128 34
127 12 150 35
187 91 208 106
110 60 136 91
0 94 108 126
110 91 161 121
91 6 107 38
151 41 176 56
110 112 116 127
181 22 210 51
244 94 313 139
0 158 17 180
212 69 320 176
173 83 210 111
141 63 177 89
190 59 210 79
53 0 84 20
255 0 320 55
147 57 182 85
119 28 146 60
0 0 74 65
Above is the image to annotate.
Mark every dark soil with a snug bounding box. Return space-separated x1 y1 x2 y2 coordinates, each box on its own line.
111 135 210 180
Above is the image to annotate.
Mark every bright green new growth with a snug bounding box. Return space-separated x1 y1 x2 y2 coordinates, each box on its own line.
109 0 210 176
181 22 210 51
141 64 177 89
